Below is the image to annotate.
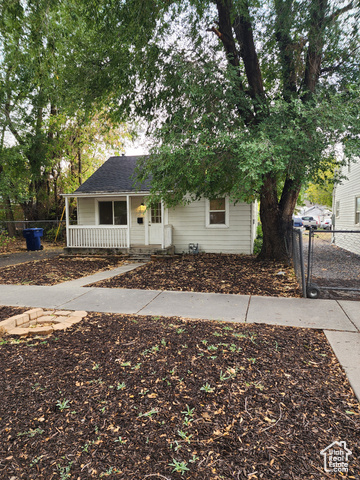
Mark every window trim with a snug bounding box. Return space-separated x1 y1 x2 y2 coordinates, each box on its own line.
205 197 229 228
97 199 128 226
335 200 340 219
355 195 360 225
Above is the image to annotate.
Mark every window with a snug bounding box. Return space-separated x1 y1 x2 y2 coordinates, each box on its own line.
206 198 229 228
151 203 162 224
335 201 340 218
356 196 360 225
99 201 127 225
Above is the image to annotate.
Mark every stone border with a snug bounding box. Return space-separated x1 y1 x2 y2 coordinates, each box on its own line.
0 308 87 336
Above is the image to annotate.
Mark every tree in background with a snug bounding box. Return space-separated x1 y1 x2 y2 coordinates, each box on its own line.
131 0 360 261
0 0 132 223
304 169 335 207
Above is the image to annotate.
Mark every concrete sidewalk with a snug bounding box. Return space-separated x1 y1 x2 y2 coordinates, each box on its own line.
1 263 359 401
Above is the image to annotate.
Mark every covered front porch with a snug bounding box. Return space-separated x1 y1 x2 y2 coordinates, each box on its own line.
63 194 173 251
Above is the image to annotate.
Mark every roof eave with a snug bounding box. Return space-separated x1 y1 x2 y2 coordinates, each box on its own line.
62 191 151 197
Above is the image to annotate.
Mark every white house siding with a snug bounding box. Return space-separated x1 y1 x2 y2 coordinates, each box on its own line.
77 197 96 225
168 198 254 254
334 161 360 255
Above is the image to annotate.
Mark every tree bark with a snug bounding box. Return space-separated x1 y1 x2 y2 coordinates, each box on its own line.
4 195 16 236
258 174 301 263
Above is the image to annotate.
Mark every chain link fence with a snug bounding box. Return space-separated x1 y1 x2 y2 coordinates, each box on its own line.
306 229 360 300
0 220 66 242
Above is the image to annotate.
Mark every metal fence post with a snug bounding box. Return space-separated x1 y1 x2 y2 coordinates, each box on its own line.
298 231 307 298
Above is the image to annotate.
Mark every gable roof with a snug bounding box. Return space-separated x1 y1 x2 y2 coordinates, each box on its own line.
74 156 151 194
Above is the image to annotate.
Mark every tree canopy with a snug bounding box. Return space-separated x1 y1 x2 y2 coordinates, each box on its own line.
0 0 131 221
1 0 360 260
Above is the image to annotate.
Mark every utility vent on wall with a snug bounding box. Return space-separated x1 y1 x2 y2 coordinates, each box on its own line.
188 243 199 255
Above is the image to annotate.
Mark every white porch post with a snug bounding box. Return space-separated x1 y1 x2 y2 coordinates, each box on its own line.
126 195 130 248
65 196 70 247
161 201 165 249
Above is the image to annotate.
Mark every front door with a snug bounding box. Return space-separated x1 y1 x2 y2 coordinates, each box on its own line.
149 203 162 244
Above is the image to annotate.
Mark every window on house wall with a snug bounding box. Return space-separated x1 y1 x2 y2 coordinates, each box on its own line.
99 201 127 225
335 201 340 218
356 196 360 225
151 203 162 223
206 198 229 227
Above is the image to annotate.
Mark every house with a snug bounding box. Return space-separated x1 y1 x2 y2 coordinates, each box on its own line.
300 205 332 225
63 155 258 254
333 160 360 255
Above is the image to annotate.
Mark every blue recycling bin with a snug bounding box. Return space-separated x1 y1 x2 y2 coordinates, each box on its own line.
23 228 44 251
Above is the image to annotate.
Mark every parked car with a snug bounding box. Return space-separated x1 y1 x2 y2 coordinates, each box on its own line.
293 216 303 228
321 218 332 230
301 216 320 229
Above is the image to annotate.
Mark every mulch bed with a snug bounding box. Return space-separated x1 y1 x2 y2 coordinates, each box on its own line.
0 311 359 479
90 254 301 297
0 256 124 286
0 306 28 322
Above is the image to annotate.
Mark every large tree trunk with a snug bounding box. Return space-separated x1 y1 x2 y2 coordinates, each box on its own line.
258 174 301 263
258 175 288 261
4 195 16 236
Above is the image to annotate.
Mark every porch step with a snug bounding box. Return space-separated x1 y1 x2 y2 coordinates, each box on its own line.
127 254 152 262
127 246 175 262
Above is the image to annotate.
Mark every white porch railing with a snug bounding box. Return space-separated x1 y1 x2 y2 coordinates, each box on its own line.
68 226 128 248
164 224 173 248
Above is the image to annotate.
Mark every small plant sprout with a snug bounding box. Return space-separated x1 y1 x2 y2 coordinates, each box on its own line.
220 367 238 381
247 357 257 364
92 362 100 370
57 461 73 480
169 459 190 475
176 328 185 334
181 405 195 418
139 388 149 395
30 455 43 467
56 398 70 411
115 436 127 444
138 408 158 418
177 430 192 443
17 427 44 437
161 338 167 346
212 331 223 337
170 440 182 451
183 417 192 426
200 383 214 393
207 344 218 351
116 382 126 390
249 333 257 344
189 453 199 463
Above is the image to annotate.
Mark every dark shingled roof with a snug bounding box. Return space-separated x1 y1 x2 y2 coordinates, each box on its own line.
74 156 151 194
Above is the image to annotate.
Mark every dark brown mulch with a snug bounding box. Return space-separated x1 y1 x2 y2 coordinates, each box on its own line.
90 254 301 297
0 306 28 322
0 312 359 479
0 256 124 286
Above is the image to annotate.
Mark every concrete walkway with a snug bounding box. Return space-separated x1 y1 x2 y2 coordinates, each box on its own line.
1 262 359 401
